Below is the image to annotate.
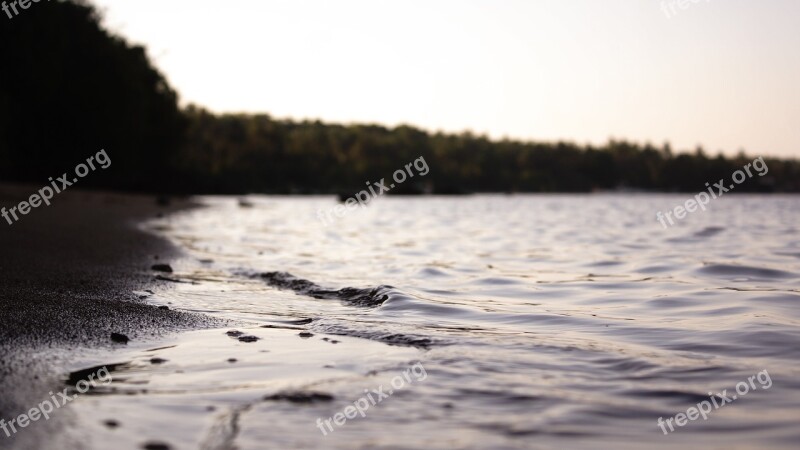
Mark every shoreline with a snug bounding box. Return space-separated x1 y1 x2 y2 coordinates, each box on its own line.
0 183 224 448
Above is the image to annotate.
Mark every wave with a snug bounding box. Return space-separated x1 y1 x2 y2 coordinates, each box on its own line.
256 271 393 308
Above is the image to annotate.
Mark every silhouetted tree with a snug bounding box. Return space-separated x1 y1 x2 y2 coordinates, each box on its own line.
0 0 185 191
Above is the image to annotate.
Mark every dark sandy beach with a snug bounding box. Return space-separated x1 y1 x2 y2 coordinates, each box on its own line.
0 184 222 448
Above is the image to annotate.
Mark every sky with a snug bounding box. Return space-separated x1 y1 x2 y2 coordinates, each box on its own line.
92 0 800 157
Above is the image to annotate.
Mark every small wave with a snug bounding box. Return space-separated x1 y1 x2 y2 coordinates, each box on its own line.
258 271 391 307
586 260 623 267
470 277 522 285
694 226 725 238
418 267 452 277
315 322 440 349
624 389 712 404
696 263 796 280
775 251 800 259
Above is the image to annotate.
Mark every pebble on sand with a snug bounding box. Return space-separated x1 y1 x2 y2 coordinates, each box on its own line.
111 333 130 344
264 392 334 404
151 264 173 273
142 442 172 450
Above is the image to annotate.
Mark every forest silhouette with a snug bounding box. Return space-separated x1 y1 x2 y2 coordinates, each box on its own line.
1 0 798 194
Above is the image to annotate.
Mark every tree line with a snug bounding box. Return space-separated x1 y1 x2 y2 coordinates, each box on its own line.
175 106 799 194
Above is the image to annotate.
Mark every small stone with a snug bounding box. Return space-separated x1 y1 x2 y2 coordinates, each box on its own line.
150 358 168 365
264 392 334 403
111 333 129 344
225 330 244 337
143 443 172 450
151 264 173 273
238 335 260 343
298 332 314 338
227 358 238 363
103 419 120 429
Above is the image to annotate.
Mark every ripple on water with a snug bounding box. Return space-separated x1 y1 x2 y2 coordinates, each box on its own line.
696 263 797 281
694 226 726 238
636 264 681 274
469 276 523 285
418 267 453 278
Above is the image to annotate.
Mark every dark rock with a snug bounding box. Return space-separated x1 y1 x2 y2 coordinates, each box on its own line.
104 420 120 429
67 363 125 386
225 330 244 337
111 333 129 344
298 332 314 338
238 335 260 343
143 443 171 450
151 264 173 273
150 358 167 365
264 391 334 404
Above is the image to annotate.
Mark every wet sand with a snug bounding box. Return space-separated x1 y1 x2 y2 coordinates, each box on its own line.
0 184 224 448
59 325 423 449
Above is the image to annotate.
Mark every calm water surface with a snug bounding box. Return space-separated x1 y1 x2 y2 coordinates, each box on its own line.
68 195 800 449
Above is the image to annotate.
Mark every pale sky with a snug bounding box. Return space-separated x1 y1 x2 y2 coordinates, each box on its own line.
92 0 800 157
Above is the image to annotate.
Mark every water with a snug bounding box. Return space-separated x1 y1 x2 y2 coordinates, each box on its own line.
64 195 800 449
